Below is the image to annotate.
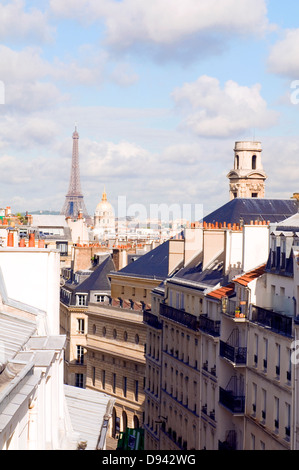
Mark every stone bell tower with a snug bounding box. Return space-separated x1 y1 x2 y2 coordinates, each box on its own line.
227 141 267 200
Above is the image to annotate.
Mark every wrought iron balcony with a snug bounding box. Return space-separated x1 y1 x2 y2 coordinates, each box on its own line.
219 387 245 414
251 305 293 338
198 314 221 337
143 309 162 329
160 303 199 331
220 340 247 365
218 430 237 451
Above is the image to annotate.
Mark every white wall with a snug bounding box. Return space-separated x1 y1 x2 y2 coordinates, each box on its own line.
242 225 269 273
0 248 60 335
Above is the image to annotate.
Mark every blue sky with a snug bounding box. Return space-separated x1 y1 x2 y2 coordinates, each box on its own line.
0 0 299 219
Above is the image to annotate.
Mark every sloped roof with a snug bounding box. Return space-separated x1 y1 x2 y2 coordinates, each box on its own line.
173 251 225 288
78 255 115 293
64 385 114 450
276 211 299 231
204 198 297 225
111 240 171 280
233 264 266 286
207 283 235 299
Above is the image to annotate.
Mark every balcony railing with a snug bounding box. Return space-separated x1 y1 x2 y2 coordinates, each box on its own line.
251 305 293 337
223 299 247 320
143 309 162 329
220 340 247 365
199 314 221 337
219 387 245 414
160 303 199 331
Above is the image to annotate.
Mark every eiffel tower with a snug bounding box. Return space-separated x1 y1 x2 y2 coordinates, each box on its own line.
61 125 90 220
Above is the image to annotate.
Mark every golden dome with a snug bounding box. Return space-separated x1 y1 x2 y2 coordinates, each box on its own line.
94 188 114 216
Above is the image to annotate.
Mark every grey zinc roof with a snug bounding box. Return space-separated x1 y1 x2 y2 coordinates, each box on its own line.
112 240 170 280
64 385 114 450
173 251 226 288
31 214 68 227
204 198 297 225
0 312 37 369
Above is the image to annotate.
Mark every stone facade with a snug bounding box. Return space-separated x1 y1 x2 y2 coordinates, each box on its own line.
227 141 267 200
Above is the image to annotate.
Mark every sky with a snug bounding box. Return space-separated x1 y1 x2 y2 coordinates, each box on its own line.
1 0 299 219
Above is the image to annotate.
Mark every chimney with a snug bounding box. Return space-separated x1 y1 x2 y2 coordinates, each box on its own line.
29 233 35 247
7 231 14 247
19 238 26 247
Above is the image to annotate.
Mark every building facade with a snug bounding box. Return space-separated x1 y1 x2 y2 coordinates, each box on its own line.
227 141 267 200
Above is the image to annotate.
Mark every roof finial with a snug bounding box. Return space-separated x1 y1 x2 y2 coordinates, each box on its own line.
102 186 107 201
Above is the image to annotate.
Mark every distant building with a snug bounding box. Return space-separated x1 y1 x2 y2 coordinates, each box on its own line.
93 188 116 239
60 253 115 388
227 141 267 200
61 126 90 221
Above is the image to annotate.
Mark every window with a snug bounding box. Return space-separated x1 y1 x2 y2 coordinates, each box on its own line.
254 333 258 366
113 329 117 339
77 318 85 334
285 403 291 439
261 389 266 420
76 294 87 306
280 239 286 269
112 373 116 394
251 193 258 198
92 367 96 386
75 373 84 388
102 370 106 390
276 344 281 377
235 155 239 169
95 294 105 303
135 334 139 345
76 345 84 364
263 338 268 370
134 380 139 402
56 241 68 256
252 383 257 414
274 397 279 430
123 376 127 397
252 154 257 169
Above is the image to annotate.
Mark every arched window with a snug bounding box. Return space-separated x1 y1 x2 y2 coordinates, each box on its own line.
122 411 127 432
252 155 257 169
235 155 239 169
133 415 139 429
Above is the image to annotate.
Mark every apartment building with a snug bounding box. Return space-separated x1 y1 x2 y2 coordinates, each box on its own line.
84 238 186 438
85 301 147 437
144 222 270 450
60 252 115 387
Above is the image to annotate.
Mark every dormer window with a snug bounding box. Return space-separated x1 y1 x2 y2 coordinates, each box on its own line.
76 294 87 306
271 237 277 267
280 238 286 269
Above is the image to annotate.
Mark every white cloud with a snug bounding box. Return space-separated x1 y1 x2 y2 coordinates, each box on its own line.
50 0 270 50
268 29 299 78
0 0 54 43
172 75 279 138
